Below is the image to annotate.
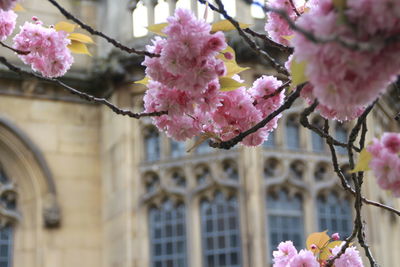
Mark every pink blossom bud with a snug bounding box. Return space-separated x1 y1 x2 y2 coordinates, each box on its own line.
32 16 38 21
310 244 317 250
223 52 234 60
331 233 340 240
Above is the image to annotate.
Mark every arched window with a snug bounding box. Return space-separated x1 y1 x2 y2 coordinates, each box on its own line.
170 140 185 159
196 141 213 155
264 158 281 179
144 172 160 194
196 166 210 185
263 131 275 148
132 1 148 37
289 161 305 180
335 123 348 155
314 164 328 181
311 118 325 152
200 192 242 267
171 171 186 188
222 160 239 181
286 116 300 150
267 190 304 254
144 127 160 162
0 167 17 267
149 200 187 267
317 193 352 238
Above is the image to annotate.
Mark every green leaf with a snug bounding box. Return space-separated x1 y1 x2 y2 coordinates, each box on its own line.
187 132 220 153
306 231 330 253
68 33 94 44
225 61 250 77
55 21 77 33
67 40 92 56
147 23 168 36
13 3 25 12
219 77 245 92
282 35 294 41
290 57 308 88
134 76 150 85
350 147 372 173
211 20 251 32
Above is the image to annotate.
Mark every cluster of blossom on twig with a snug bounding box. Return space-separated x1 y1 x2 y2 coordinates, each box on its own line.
273 232 363 267
266 0 400 121
143 8 284 146
367 133 400 197
0 0 94 77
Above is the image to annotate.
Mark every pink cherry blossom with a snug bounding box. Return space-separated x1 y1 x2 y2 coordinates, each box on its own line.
272 241 297 267
13 19 74 78
0 9 16 40
332 243 364 267
331 233 340 241
381 132 400 154
0 0 17 11
289 250 319 267
291 0 400 117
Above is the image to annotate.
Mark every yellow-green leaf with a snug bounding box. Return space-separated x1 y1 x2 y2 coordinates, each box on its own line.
187 132 220 153
13 3 25 12
219 77 245 92
225 61 250 77
333 0 347 11
217 46 236 61
350 147 372 173
147 23 168 36
68 33 94 44
68 40 92 56
306 231 330 252
319 241 343 260
290 57 308 88
134 76 150 85
211 20 251 32
55 21 77 33
282 35 294 41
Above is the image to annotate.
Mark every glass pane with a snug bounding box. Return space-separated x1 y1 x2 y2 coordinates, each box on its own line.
311 131 325 152
171 140 185 158
149 201 187 267
286 120 300 150
201 194 242 267
263 131 275 148
145 129 160 162
336 125 348 155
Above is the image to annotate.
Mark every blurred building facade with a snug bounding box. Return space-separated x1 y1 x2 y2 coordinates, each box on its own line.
0 0 399 267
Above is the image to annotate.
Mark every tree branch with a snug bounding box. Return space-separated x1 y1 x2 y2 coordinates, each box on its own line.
47 0 157 57
0 56 166 119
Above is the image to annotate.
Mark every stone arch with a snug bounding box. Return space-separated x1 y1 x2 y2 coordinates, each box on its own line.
0 116 61 228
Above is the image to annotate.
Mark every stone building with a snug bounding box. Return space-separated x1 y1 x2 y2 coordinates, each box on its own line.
0 0 399 267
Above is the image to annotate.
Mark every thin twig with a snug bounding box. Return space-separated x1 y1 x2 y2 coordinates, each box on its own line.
198 0 289 76
243 28 293 53
0 41 30 55
47 0 157 57
0 56 166 119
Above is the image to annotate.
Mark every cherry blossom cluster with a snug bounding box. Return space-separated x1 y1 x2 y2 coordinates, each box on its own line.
265 0 303 46
13 18 74 78
273 240 363 267
143 9 284 146
287 0 400 121
367 133 400 197
0 8 16 41
0 0 18 11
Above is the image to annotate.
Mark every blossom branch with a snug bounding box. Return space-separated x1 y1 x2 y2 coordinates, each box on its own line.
46 0 158 57
0 41 29 55
243 28 294 53
0 56 166 119
209 84 303 149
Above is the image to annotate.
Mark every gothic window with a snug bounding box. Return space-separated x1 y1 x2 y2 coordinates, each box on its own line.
264 158 281 178
195 166 210 185
311 118 325 152
314 164 328 181
132 1 148 37
171 171 186 188
263 131 275 148
286 116 300 150
154 0 169 24
170 140 185 159
0 167 18 267
335 123 348 155
200 192 242 267
267 190 304 254
144 172 160 194
144 127 161 162
222 160 239 181
289 161 305 180
149 200 188 267
317 193 352 238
